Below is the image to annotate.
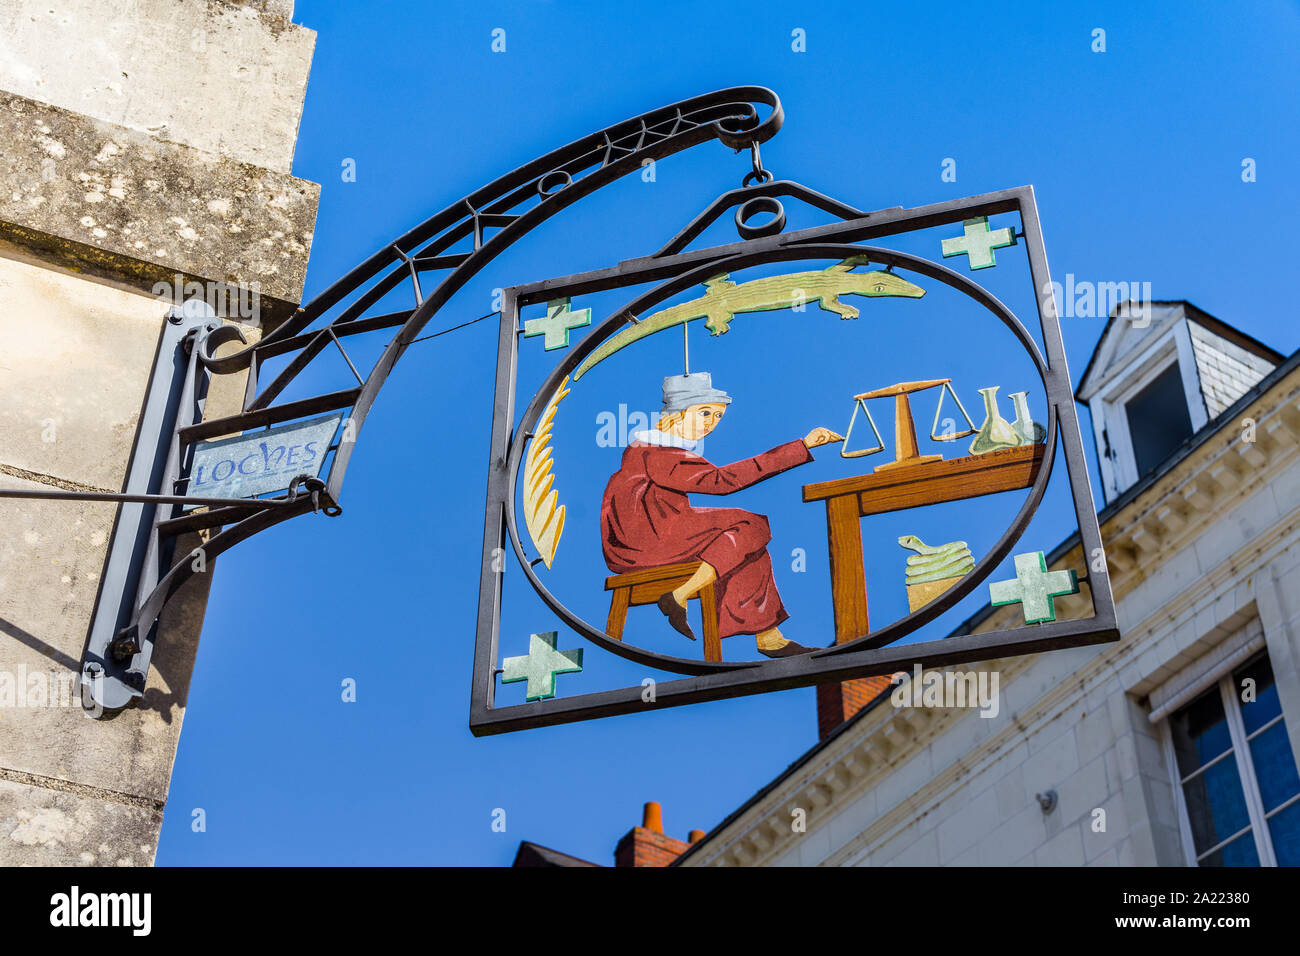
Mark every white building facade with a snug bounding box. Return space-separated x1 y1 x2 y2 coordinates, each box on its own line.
680 303 1300 867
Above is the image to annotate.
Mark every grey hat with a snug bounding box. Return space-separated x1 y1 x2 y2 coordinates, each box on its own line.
661 371 731 413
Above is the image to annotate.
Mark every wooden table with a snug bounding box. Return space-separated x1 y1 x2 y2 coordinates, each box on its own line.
801 443 1045 644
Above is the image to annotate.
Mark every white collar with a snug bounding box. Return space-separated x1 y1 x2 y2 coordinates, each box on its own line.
630 429 699 452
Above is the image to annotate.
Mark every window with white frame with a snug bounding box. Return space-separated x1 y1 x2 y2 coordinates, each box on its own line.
1164 652 1300 866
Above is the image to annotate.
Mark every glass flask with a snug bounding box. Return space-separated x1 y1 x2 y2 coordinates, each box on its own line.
969 386 1023 455
1007 390 1046 445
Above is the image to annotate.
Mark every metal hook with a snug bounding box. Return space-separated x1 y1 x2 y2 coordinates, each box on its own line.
742 140 773 187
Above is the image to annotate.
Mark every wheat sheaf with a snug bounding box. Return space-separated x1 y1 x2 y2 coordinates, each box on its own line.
523 375 571 569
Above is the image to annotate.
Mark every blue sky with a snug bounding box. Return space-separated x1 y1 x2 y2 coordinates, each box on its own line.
157 0 1298 865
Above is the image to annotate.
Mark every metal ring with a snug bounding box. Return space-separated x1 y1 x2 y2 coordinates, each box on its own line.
733 195 785 238
537 169 572 197
741 169 774 187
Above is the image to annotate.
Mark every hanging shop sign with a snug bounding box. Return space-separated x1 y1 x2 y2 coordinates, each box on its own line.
470 180 1118 735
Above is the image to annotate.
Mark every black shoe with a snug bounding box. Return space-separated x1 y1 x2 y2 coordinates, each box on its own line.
758 639 817 659
657 592 696 641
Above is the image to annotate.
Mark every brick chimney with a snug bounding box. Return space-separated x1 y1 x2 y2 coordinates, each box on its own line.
816 675 894 739
614 802 693 867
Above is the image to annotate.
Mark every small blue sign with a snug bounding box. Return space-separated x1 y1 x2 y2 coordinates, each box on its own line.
187 414 342 504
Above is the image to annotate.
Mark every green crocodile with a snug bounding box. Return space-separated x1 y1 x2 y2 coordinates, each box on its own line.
898 534 975 585
571 257 925 381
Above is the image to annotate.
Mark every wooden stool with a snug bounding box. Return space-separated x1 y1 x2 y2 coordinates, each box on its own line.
604 560 722 662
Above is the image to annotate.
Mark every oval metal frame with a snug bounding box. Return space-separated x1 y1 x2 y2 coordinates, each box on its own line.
505 243 1057 676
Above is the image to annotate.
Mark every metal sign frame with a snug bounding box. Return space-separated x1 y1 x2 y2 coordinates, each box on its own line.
471 185 1118 736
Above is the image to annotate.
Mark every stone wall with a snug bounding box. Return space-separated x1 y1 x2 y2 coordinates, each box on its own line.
0 0 318 864
0 0 313 172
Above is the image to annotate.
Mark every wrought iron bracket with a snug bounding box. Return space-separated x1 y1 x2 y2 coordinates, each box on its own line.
81 300 222 710
2 89 784 712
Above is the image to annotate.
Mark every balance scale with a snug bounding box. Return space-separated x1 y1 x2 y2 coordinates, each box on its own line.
841 378 976 470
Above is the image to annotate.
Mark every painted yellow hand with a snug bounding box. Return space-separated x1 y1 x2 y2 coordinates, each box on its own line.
803 427 845 449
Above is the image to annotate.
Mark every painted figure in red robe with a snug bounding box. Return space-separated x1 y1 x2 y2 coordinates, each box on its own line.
600 372 842 659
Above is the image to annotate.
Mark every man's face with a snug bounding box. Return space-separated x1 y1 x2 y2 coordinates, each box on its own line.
675 402 727 440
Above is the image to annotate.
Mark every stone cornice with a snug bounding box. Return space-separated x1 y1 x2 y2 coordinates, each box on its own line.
0 91 318 323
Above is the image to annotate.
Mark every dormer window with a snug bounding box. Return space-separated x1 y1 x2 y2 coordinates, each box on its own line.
1125 360 1195 479
1075 302 1281 504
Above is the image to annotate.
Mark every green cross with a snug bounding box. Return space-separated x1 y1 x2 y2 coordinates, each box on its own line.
500 631 583 701
940 217 1017 270
988 551 1079 624
523 297 591 351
